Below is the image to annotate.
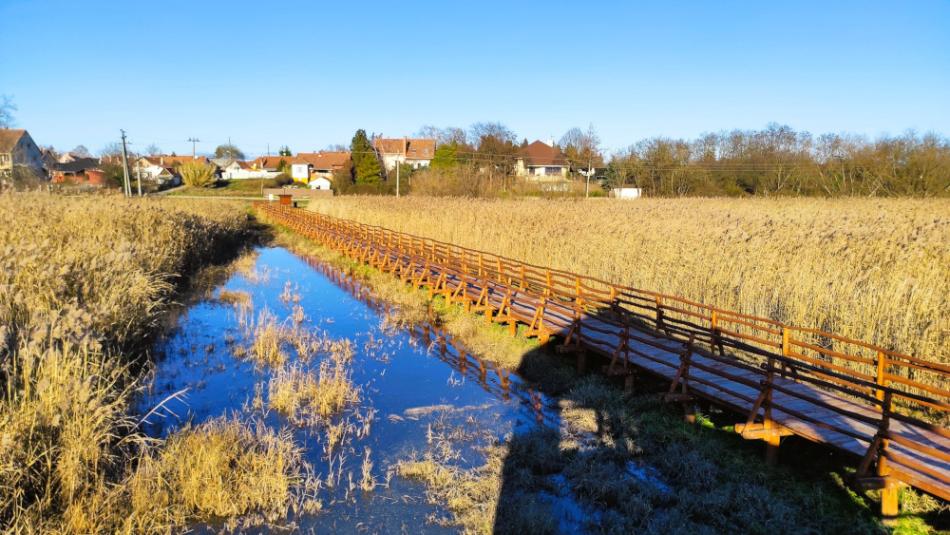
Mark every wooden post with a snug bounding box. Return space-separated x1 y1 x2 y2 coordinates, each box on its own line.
878 391 897 518
710 310 720 354
876 351 888 402
780 327 790 378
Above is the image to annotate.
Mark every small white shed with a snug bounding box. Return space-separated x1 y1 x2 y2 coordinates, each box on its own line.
610 187 642 199
309 177 332 190
291 163 310 181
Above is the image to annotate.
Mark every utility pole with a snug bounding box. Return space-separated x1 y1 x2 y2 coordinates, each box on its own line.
187 137 200 159
396 162 400 197
120 129 131 197
136 166 142 197
584 151 593 198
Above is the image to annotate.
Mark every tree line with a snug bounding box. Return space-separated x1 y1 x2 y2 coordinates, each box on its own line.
335 122 948 197
605 124 949 197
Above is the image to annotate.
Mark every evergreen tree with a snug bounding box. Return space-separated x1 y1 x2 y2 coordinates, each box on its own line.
349 129 381 184
278 145 292 156
431 142 458 170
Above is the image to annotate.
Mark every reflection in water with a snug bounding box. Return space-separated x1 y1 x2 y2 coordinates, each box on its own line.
138 247 552 532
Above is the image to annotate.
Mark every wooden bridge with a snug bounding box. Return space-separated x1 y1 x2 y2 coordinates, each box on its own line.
257 203 950 517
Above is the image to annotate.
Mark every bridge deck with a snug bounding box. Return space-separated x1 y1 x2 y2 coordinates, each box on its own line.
258 203 950 513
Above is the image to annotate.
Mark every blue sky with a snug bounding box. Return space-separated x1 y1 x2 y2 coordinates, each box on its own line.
1 0 947 157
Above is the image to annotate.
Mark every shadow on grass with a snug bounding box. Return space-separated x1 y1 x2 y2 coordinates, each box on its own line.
489 334 946 534
259 215 947 534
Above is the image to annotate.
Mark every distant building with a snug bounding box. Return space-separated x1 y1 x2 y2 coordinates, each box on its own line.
248 155 292 172
0 129 45 179
50 157 105 186
609 187 643 199
132 155 206 187
373 137 436 171
212 158 259 179
295 151 349 190
514 140 569 180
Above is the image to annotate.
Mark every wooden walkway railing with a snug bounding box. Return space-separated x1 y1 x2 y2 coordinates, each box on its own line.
257 202 950 516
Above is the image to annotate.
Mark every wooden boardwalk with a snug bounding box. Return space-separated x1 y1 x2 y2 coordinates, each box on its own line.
258 203 950 516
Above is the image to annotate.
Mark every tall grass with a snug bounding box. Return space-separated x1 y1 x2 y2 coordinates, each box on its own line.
308 196 950 366
0 193 314 532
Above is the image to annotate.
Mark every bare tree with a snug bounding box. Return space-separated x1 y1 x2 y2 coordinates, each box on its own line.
145 144 162 156
0 95 16 128
71 145 91 157
99 142 123 157
416 125 468 147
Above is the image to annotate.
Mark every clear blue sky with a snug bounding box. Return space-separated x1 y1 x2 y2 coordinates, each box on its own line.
1 0 947 157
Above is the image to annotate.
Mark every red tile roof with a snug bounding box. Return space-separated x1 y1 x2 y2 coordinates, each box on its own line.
0 129 27 153
519 140 568 167
144 155 210 166
295 151 350 170
373 138 436 160
249 155 296 170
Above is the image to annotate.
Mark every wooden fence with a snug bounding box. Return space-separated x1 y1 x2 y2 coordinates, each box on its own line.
256 202 949 515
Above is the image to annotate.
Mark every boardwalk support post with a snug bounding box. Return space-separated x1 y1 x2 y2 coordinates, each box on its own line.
855 391 900 520
255 203 950 512
664 335 696 423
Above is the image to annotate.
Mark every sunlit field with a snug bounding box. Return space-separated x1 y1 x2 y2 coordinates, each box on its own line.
308 196 950 369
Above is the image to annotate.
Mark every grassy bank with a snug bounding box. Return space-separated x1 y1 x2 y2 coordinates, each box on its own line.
307 196 950 372
168 178 278 197
261 208 947 534
0 194 318 533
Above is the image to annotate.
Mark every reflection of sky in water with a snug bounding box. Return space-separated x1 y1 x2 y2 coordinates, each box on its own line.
138 247 551 532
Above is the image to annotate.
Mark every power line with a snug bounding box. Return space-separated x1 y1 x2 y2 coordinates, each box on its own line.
186 137 200 158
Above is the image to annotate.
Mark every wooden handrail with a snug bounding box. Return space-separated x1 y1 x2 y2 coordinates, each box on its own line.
259 205 949 423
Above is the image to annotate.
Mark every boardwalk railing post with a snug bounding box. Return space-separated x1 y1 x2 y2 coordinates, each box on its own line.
781 327 790 378
876 351 888 402
710 310 724 355
878 391 898 518
261 208 950 511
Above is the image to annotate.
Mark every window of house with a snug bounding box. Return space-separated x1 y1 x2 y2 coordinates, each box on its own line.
545 166 562 176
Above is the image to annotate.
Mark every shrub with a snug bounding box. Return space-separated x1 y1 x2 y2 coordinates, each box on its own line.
179 160 217 187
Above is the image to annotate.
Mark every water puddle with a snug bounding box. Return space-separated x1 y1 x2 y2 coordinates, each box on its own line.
138 247 554 532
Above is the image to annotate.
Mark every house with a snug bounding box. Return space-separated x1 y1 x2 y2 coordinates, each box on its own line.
514 140 569 180
249 155 293 172
134 155 209 178
373 137 436 171
132 155 205 187
211 157 258 179
294 151 349 190
0 129 45 180
50 157 106 186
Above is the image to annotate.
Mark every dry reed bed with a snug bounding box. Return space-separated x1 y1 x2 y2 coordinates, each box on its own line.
0 194 317 533
264 206 944 532
308 197 950 369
